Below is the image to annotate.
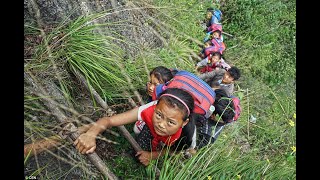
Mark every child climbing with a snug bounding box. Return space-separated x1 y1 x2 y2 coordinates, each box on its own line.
195 52 231 74
199 40 215 59
146 66 176 102
138 66 196 152
196 88 236 148
74 88 194 166
151 70 216 152
205 7 222 27
203 23 224 43
199 38 226 60
150 69 240 152
198 66 241 97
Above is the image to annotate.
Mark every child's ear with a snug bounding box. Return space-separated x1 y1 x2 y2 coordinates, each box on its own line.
182 118 189 127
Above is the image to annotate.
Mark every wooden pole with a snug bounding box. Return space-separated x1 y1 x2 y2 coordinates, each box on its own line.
25 72 118 180
24 124 94 158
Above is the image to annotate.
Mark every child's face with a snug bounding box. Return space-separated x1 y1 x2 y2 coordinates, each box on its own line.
206 12 213 20
222 71 234 84
211 55 220 63
212 32 220 39
147 74 162 97
152 100 187 136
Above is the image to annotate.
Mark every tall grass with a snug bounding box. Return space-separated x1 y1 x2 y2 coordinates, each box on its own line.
156 84 295 179
24 0 295 178
145 0 296 179
24 10 151 178
221 0 296 86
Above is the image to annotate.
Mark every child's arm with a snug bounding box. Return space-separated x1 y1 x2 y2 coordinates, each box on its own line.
195 57 209 73
220 58 231 70
196 57 209 68
74 107 139 154
197 68 218 81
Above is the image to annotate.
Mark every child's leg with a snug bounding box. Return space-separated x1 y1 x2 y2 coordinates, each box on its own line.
195 115 223 148
197 133 216 149
212 124 225 140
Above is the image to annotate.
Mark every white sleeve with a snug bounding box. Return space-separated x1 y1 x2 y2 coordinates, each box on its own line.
196 57 209 67
137 100 158 120
189 127 197 149
220 58 231 70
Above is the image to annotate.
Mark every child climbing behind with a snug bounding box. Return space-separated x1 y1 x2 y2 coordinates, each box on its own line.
146 66 176 102
199 40 215 59
205 7 222 27
136 66 177 134
195 52 231 74
198 66 241 97
74 88 194 166
196 88 236 148
203 23 224 43
199 38 225 59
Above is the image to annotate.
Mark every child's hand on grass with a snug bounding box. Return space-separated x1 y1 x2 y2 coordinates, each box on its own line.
136 150 152 166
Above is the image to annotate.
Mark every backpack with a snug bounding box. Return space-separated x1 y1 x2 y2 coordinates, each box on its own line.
227 96 241 123
213 9 222 22
209 9 222 24
204 46 218 57
206 9 223 27
207 23 222 34
152 70 216 118
211 38 226 54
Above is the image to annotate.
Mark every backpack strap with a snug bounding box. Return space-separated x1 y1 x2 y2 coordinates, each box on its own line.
152 84 167 101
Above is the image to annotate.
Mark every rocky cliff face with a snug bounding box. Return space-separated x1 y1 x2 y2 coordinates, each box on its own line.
24 0 164 58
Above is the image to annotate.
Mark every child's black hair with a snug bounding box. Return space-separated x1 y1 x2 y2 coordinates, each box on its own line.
212 30 222 37
150 66 174 84
158 88 194 121
214 89 235 123
228 66 241 81
171 69 178 76
207 7 214 12
211 51 222 59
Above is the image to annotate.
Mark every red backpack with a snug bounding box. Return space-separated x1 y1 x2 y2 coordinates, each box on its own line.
207 23 222 34
152 70 216 118
211 38 226 54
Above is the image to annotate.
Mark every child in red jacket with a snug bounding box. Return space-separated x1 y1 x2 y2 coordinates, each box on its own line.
74 88 194 166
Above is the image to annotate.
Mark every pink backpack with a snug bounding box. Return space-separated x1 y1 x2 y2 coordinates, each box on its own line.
227 96 242 123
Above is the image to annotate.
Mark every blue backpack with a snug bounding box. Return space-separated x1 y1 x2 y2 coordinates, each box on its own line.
213 9 222 22
209 9 222 25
